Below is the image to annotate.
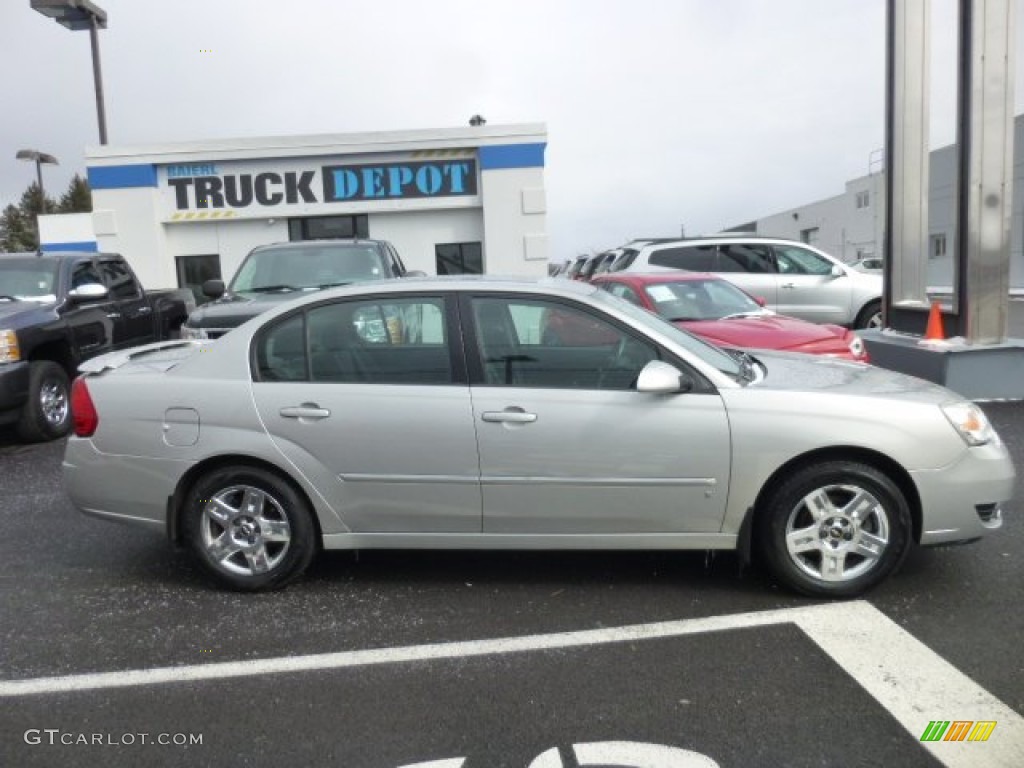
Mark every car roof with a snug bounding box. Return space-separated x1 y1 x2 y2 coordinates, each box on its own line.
594 272 722 285
249 239 388 253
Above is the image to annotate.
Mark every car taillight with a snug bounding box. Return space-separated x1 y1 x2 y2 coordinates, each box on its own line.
71 376 98 437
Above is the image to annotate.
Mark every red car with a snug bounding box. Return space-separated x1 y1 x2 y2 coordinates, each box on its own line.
591 272 868 362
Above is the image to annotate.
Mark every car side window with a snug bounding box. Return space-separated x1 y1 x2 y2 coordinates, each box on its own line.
601 282 643 306
471 297 658 390
307 297 452 384
100 260 141 299
648 246 716 271
716 244 775 274
255 314 308 382
71 261 104 291
773 245 833 275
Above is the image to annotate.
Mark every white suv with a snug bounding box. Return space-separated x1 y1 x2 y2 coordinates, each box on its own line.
613 236 883 329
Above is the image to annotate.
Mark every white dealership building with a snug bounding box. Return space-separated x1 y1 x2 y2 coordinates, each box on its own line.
44 123 549 297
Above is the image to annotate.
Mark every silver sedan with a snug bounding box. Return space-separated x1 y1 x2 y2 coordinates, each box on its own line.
63 277 1013 596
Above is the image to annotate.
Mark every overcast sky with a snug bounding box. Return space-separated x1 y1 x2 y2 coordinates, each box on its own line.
2 0 1022 260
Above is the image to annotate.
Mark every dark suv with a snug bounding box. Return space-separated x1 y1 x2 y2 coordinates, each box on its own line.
182 239 419 340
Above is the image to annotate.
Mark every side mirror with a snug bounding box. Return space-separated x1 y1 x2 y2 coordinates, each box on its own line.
830 264 845 278
67 283 108 302
754 296 767 307
202 279 225 299
404 270 427 278
636 360 693 394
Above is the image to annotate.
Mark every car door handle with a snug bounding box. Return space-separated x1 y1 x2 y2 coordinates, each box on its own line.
106 312 122 319
280 404 331 420
781 282 797 289
482 409 537 424
137 306 152 315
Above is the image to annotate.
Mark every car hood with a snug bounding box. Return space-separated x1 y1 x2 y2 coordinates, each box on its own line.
186 292 303 329
678 314 848 352
0 298 56 327
749 349 955 404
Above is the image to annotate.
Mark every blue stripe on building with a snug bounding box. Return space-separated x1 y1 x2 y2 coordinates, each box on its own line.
40 241 99 253
87 164 158 189
479 143 546 170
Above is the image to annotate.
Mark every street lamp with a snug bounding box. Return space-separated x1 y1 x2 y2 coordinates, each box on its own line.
16 150 59 210
16 149 59 248
30 1 109 145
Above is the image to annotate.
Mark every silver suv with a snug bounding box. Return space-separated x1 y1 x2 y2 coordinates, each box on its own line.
614 237 883 329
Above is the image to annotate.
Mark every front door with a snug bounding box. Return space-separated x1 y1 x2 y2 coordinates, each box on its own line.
771 244 851 324
465 294 731 535
250 294 481 534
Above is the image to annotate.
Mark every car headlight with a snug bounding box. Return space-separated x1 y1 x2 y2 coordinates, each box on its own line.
0 329 20 363
847 334 866 359
941 402 996 446
179 325 209 341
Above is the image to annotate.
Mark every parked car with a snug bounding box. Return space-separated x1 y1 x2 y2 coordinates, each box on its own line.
64 277 1012 597
850 256 884 273
613 236 883 329
0 252 194 441
181 238 417 340
592 272 867 361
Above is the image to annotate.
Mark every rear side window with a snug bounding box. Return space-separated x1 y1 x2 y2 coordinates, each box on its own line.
100 260 141 299
648 246 716 271
256 314 308 382
716 244 775 274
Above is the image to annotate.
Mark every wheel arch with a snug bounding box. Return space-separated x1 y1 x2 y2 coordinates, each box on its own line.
28 340 76 378
166 454 324 546
749 446 922 549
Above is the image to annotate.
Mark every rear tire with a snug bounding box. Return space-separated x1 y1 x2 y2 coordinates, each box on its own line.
756 460 911 598
16 361 71 443
183 466 317 591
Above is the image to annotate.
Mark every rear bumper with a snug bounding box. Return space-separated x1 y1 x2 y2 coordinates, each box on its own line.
0 361 29 425
912 439 1016 545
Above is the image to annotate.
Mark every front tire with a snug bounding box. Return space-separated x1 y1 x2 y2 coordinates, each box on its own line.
756 460 911 598
17 360 71 442
855 300 882 330
183 466 317 591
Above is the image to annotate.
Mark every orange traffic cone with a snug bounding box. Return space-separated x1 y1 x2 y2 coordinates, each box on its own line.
924 301 945 341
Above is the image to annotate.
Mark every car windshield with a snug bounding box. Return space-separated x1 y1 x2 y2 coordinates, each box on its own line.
643 278 765 321
229 244 386 294
592 288 743 380
0 258 59 300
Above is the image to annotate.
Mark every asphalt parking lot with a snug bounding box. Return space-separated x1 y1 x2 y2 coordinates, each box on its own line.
1 396 1023 768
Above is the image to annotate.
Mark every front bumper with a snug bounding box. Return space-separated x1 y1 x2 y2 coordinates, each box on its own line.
0 361 29 425
912 438 1016 545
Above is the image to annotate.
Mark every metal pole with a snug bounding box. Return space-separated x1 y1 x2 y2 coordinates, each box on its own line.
89 13 108 145
35 159 45 211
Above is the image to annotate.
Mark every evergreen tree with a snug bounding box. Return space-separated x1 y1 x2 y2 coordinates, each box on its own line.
58 174 92 213
20 182 57 217
0 204 36 252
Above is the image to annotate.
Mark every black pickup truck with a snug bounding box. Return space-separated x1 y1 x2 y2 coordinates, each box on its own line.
0 252 194 441
181 239 419 339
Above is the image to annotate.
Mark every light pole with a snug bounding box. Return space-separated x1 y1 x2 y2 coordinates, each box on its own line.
30 1 109 145
16 149 59 209
16 150 59 248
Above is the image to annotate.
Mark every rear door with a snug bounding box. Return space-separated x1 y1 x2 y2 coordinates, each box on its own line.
711 243 779 309
464 293 731 535
250 293 482 533
99 258 155 347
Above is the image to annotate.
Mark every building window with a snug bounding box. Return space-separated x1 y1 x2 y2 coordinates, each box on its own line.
176 254 222 305
288 215 369 241
800 227 820 245
930 233 947 258
436 242 483 274
855 191 870 209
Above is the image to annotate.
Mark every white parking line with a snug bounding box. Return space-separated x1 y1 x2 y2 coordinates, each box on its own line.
1 601 1021 767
